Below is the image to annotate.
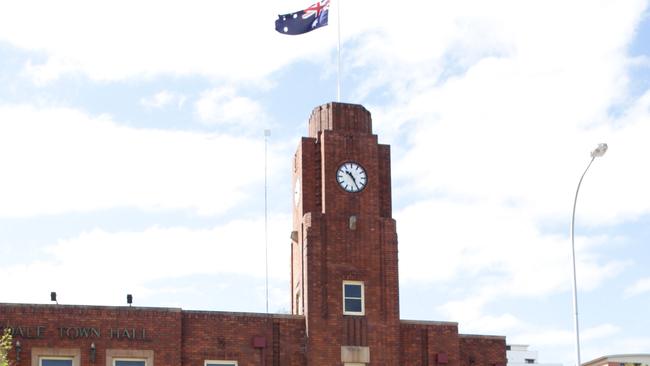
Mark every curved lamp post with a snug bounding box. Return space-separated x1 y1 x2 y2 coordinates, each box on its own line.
570 142 608 366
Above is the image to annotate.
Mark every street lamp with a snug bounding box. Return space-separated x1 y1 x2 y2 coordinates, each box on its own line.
570 143 608 366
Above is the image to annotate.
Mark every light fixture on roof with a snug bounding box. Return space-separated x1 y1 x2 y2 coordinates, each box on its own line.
127 294 133 307
50 292 58 304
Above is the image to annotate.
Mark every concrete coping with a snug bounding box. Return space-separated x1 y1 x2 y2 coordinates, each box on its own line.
400 319 459 326
459 334 506 340
0 303 304 320
182 309 304 320
0 302 182 313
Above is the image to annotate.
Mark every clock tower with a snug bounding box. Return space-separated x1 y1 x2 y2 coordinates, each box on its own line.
291 102 400 365
0 101 506 366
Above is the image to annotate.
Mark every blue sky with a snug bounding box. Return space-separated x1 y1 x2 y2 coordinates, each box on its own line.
1 1 650 365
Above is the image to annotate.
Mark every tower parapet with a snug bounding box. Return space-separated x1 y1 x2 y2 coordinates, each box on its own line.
308 102 373 137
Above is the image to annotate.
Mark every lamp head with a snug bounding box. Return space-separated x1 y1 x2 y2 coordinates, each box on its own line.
591 143 608 158
90 342 96 363
15 340 22 362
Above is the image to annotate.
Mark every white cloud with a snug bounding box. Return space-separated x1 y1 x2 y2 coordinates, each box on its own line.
0 0 337 83
582 323 622 341
437 296 523 335
607 336 650 351
625 277 650 297
0 104 279 217
512 323 620 347
510 328 574 348
195 87 266 127
581 335 650 365
140 90 186 109
397 199 627 293
347 0 650 226
0 213 290 306
370 0 649 315
387 69 650 224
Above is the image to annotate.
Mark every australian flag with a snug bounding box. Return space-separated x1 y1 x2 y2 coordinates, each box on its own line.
275 0 330 35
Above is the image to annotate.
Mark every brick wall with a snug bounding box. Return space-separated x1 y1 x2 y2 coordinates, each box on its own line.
0 304 308 366
181 311 305 366
400 320 461 366
459 335 507 366
0 303 182 366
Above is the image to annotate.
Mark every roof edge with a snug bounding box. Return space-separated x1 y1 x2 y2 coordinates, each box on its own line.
459 334 507 340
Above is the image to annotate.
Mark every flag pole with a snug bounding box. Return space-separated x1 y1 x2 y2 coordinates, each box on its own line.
336 0 341 102
264 129 271 314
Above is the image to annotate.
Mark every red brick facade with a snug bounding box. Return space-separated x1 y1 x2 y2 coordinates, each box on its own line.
1 102 506 366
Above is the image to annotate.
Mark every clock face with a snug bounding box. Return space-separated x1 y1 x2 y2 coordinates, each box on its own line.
336 162 367 193
294 177 301 207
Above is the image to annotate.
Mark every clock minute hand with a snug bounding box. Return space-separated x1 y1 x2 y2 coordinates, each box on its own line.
345 171 359 189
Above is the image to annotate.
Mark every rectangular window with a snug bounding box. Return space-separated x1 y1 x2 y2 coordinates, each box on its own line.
205 361 238 366
343 281 365 315
41 359 73 366
106 349 153 366
32 348 80 366
114 360 146 366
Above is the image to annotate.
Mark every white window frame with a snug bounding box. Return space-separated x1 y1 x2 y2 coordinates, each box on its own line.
105 349 153 366
113 358 147 366
205 361 238 366
32 348 80 366
39 357 74 366
342 280 365 316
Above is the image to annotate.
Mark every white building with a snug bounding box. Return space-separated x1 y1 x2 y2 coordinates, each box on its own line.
507 344 562 366
583 354 650 366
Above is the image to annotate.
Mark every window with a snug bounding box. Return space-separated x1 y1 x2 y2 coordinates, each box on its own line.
40 358 73 366
343 281 364 315
525 359 535 364
114 360 146 366
106 349 153 366
32 348 80 366
205 361 238 366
